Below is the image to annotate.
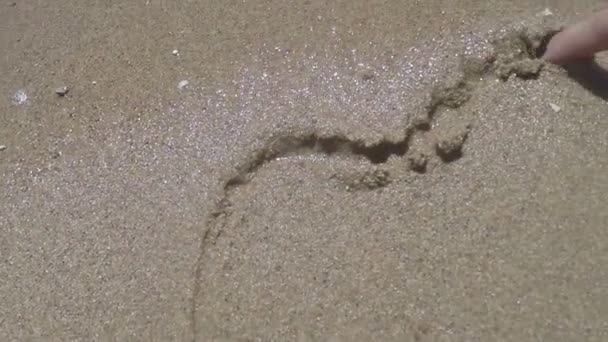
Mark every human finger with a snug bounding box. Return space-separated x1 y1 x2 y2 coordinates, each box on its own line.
543 9 608 64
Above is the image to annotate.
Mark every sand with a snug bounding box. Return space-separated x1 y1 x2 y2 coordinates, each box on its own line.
1 1 607 341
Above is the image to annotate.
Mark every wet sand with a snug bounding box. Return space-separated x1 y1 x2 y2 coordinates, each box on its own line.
1 1 607 341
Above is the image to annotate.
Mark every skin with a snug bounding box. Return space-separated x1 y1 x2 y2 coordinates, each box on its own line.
543 8 608 64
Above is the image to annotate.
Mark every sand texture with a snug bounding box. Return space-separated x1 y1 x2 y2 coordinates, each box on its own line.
1 1 606 341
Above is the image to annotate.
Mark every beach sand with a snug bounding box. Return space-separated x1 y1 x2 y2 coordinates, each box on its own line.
1 1 606 341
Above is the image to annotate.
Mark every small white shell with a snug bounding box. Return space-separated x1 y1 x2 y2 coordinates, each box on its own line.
177 80 189 90
540 8 554 17
12 89 28 105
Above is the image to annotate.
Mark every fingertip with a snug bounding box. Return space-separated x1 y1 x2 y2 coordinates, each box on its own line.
542 10 608 65
541 34 564 64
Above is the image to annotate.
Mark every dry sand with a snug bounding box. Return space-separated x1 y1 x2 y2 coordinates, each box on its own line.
1 1 607 341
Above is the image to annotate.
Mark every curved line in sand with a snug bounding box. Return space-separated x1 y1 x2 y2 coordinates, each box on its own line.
188 26 557 340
